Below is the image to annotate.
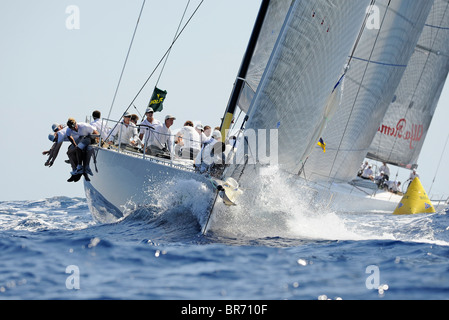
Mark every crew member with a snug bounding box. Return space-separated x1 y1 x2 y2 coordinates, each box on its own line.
66 118 99 181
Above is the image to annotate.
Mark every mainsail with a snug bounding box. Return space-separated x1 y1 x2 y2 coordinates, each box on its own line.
303 0 435 183
233 0 372 175
367 0 449 169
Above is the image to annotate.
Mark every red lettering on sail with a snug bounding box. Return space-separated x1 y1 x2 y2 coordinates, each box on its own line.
377 118 423 150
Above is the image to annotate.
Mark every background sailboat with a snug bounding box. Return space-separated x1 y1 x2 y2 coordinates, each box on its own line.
368 0 449 172
303 0 435 184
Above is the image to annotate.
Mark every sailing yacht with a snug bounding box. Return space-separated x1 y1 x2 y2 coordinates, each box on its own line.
84 0 449 233
302 0 449 212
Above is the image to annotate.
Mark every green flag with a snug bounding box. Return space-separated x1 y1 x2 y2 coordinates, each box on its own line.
148 87 167 112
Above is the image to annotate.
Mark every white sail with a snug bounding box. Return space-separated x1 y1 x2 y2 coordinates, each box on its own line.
367 0 449 169
235 0 372 175
303 0 434 183
236 0 292 113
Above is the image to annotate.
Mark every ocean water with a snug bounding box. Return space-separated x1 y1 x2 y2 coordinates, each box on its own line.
1 193 449 301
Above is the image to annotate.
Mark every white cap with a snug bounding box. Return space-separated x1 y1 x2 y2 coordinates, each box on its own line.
165 115 176 120
212 130 222 140
146 107 154 113
195 124 204 131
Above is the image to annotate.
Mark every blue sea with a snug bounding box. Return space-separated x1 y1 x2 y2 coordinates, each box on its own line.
0 196 449 301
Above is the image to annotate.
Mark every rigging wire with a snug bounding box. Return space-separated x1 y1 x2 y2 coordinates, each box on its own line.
346 0 377 70
384 1 449 165
326 0 384 183
103 0 205 143
298 1 378 180
121 0 205 116
154 0 192 89
107 0 147 121
428 130 449 195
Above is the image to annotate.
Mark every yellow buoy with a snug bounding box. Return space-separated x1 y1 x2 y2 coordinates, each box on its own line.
393 177 435 215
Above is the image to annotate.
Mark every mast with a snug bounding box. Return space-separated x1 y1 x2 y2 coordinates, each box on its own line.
220 0 271 139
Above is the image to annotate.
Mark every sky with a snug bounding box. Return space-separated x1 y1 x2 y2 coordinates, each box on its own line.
0 0 448 201
0 0 260 200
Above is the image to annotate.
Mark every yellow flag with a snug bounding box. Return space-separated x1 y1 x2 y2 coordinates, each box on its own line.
318 138 326 153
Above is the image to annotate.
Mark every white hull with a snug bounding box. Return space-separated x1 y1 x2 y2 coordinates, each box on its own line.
84 149 445 232
310 181 402 213
311 180 446 214
84 147 216 224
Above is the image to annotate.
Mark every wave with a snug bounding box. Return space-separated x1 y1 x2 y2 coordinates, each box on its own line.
1 176 448 247
207 167 449 246
0 197 92 233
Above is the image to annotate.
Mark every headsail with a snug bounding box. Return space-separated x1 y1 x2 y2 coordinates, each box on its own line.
367 0 449 169
220 0 291 139
236 0 292 114
303 0 435 183
235 0 372 175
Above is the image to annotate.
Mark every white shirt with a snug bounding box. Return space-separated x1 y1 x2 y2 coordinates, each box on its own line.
362 167 373 178
67 123 96 143
47 127 70 165
179 126 201 152
151 122 173 152
141 118 162 146
90 118 111 141
388 181 400 192
111 121 138 145
56 127 70 143
410 171 420 180
379 164 390 177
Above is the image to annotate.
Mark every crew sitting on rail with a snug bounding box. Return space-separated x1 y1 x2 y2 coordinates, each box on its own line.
43 123 69 168
66 118 99 182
